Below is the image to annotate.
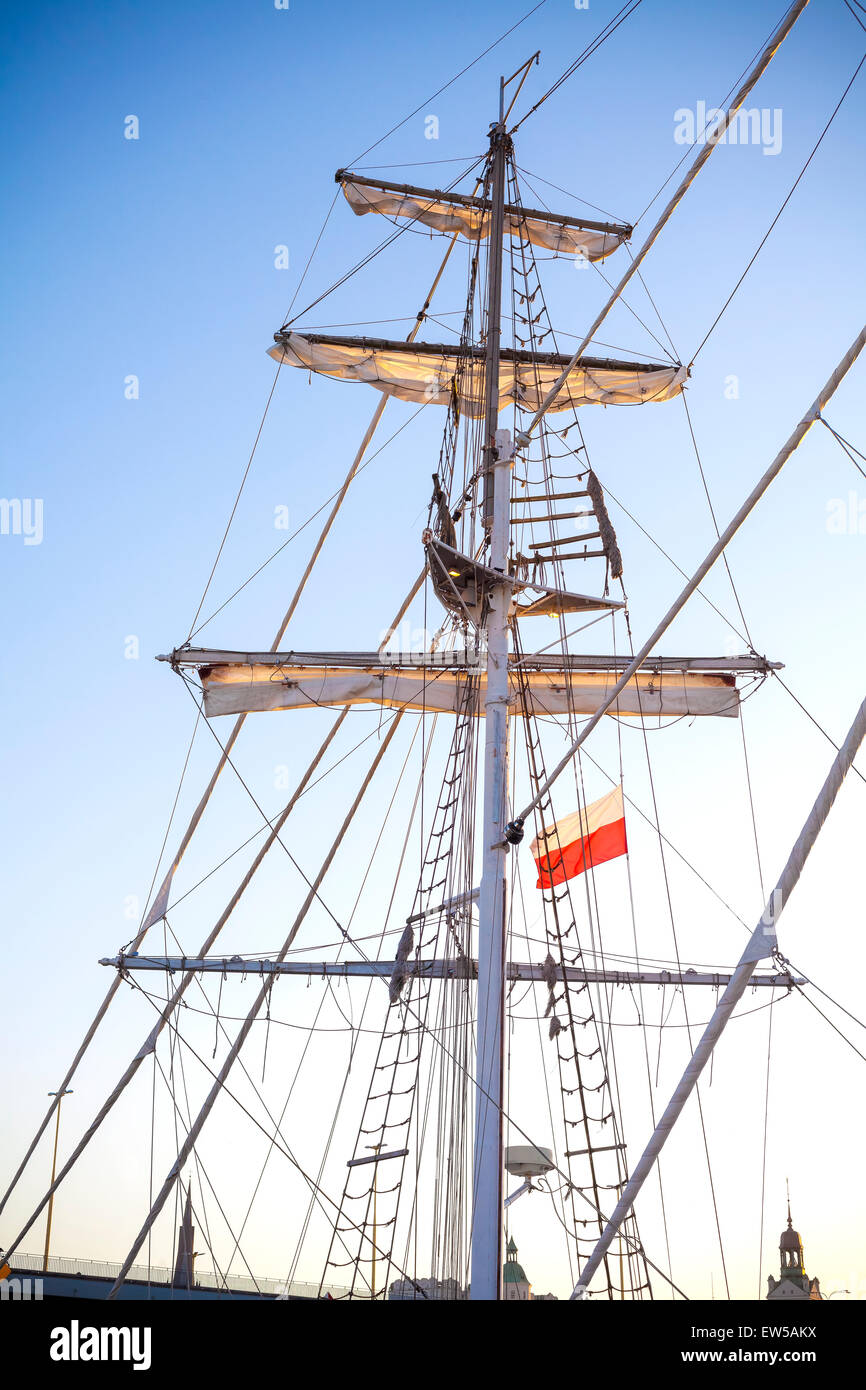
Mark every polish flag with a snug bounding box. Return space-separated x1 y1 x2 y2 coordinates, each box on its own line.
530 785 627 888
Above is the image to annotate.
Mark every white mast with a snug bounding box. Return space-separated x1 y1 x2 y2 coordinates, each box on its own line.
470 79 512 1302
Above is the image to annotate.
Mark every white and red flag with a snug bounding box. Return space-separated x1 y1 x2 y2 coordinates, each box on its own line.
529 785 627 889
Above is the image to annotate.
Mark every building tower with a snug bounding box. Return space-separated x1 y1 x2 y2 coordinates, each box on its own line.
766 1185 822 1300
502 1237 531 1301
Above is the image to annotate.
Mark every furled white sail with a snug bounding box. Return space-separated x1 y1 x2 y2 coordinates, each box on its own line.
341 179 627 260
197 660 740 720
268 333 687 415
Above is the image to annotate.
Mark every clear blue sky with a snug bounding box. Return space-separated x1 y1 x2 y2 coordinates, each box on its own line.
2 0 865 1299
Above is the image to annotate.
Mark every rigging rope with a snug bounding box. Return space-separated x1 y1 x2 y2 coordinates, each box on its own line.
689 49 866 367
757 985 775 1299
680 393 756 647
820 415 866 482
105 697 408 1299
787 981 866 1066
772 672 866 789
610 610 675 1290
185 361 283 641
778 955 866 1038
346 0 550 166
121 980 431 1298
141 944 711 1306
180 600 678 1297
515 165 676 362
189 414 432 638
511 620 651 1299
177 721 427 1292
514 163 627 225
620 606 732 1298
124 835 697 1301
281 189 340 327
512 0 810 446
509 0 645 133
630 2 799 229
121 708 202 951
283 158 485 327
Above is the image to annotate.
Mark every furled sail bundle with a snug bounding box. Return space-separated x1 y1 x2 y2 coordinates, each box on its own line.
337 171 632 261
269 332 687 416
161 649 779 721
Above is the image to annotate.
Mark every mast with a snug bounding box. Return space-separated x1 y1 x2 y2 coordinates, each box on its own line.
481 93 508 529
471 81 512 1302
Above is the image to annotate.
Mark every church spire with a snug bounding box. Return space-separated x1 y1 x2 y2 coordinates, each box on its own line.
786 1176 793 1231
171 1183 197 1290
767 1185 822 1300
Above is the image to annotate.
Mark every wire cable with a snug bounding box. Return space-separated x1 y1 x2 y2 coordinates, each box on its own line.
690 50 866 366
510 0 644 133
184 362 283 640
820 415 866 482
347 0 550 166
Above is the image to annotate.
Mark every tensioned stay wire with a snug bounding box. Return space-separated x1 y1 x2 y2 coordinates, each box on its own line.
509 0 645 134
346 0 550 167
187 402 430 639
629 0 801 229
820 416 866 482
689 50 866 368
184 361 283 642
